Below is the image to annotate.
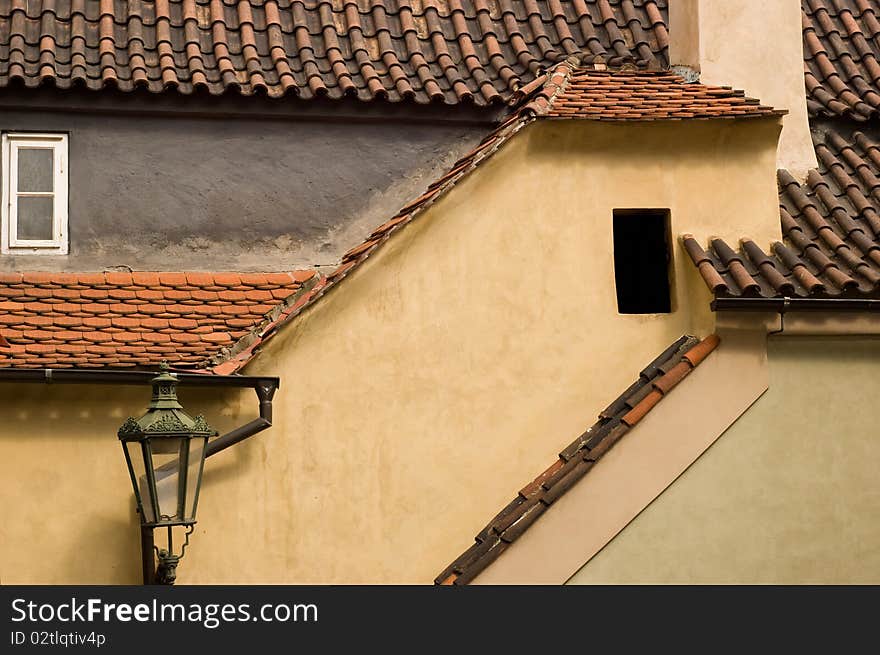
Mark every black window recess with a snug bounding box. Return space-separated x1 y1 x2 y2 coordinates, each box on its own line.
613 209 672 314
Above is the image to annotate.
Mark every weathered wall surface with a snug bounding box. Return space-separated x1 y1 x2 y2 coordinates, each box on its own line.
0 110 485 272
194 118 777 584
0 117 781 584
569 336 880 584
0 383 242 584
669 0 816 177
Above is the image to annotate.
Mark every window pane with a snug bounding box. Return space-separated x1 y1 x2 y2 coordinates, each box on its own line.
125 440 155 524
17 197 54 240
186 436 207 521
149 437 186 523
17 148 54 193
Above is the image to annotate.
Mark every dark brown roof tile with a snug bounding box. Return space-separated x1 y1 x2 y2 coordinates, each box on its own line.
684 129 880 303
803 0 880 119
539 458 595 505
0 0 670 106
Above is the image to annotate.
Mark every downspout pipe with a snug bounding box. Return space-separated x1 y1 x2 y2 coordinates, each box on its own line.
205 380 276 458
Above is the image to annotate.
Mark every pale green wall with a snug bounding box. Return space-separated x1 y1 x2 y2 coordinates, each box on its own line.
568 336 880 584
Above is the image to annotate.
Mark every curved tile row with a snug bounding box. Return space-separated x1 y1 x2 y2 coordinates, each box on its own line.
0 0 669 104
803 0 880 120
684 128 880 299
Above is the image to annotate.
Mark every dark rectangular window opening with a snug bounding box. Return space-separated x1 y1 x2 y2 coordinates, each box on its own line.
613 209 672 314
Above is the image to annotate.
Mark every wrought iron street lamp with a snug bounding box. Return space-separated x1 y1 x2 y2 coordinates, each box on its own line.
118 364 218 584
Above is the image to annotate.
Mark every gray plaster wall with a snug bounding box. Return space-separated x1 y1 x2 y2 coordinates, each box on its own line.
0 110 486 271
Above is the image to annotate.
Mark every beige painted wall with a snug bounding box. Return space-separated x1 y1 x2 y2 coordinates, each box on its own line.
669 0 816 177
199 118 779 584
569 336 880 584
0 117 782 584
0 384 243 584
472 326 768 584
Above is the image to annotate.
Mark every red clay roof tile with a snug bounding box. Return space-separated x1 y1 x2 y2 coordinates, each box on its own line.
0 271 313 370
522 65 783 121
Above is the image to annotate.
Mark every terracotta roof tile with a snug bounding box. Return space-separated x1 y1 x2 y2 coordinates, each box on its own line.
522 65 783 121
0 271 315 369
684 129 880 303
0 0 669 106
433 334 719 585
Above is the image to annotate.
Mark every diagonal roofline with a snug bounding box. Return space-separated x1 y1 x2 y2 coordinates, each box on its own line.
211 58 778 374
434 333 720 585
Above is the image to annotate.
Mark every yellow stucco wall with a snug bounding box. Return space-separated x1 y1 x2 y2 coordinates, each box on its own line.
568 336 880 584
0 384 243 584
0 118 781 584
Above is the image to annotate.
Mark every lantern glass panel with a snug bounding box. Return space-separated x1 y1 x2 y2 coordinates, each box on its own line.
186 436 208 521
149 437 186 524
123 439 155 523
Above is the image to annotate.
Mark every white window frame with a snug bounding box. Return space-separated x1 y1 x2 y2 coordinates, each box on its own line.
1 132 68 255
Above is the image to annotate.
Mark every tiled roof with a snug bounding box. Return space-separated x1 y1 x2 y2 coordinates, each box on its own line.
1 1 875 119
522 66 783 120
682 3 880 303
0 271 316 369
0 55 767 373
803 0 880 120
434 334 720 585
684 128 880 302
0 0 669 105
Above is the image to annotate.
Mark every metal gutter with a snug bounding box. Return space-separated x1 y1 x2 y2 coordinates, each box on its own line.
0 366 280 585
0 367 280 459
0 367 277 389
712 296 880 312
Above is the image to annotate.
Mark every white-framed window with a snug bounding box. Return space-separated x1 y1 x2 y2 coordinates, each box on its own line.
1 133 68 254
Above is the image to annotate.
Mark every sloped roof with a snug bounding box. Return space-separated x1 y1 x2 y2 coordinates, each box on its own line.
0 0 668 105
434 334 720 585
684 131 880 302
527 68 782 120
685 0 880 305
0 271 315 368
803 0 880 120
